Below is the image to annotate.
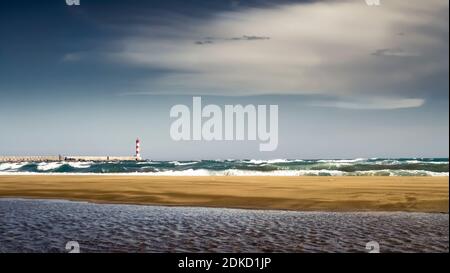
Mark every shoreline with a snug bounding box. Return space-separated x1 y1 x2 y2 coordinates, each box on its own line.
0 172 448 177
0 175 448 213
1 196 449 215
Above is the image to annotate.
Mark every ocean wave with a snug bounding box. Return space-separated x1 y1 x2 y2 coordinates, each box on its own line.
317 158 367 163
169 161 198 166
247 159 285 164
246 159 304 164
67 162 92 168
35 162 92 171
353 170 449 177
405 160 448 165
0 158 447 176
136 161 161 165
36 162 65 171
0 162 29 171
1 169 447 177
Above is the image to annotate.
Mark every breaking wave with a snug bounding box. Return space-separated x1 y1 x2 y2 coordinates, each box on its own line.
0 158 447 176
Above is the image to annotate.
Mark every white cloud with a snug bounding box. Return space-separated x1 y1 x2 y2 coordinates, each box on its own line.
111 0 448 108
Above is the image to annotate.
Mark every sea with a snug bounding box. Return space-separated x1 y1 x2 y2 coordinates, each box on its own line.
0 198 448 253
0 158 448 176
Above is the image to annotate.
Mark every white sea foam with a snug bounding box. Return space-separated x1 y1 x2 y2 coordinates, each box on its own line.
0 162 28 171
67 162 92 169
247 159 303 164
405 160 448 164
169 161 198 166
218 169 347 176
317 158 367 163
264 159 291 164
373 159 401 165
352 170 449 177
36 162 64 171
136 161 161 165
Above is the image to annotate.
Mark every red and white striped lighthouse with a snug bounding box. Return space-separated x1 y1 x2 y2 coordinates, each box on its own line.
135 138 141 160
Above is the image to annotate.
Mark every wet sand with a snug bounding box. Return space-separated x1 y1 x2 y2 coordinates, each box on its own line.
0 176 448 212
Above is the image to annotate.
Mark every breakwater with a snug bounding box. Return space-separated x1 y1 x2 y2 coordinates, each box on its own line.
0 156 138 162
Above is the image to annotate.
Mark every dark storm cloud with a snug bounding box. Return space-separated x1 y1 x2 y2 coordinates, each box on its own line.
0 0 448 105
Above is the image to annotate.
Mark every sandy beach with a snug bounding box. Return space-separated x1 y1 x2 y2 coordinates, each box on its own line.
0 175 448 213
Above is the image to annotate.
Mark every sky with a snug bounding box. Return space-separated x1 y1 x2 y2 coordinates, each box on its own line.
0 0 448 160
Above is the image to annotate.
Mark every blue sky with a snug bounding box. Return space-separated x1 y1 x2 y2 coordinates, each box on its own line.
0 0 448 160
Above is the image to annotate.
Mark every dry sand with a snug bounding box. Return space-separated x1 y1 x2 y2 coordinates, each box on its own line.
0 175 448 212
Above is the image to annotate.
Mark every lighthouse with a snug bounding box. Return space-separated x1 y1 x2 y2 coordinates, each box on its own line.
135 138 141 160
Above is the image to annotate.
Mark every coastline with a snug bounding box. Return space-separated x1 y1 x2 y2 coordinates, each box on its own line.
0 175 448 213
